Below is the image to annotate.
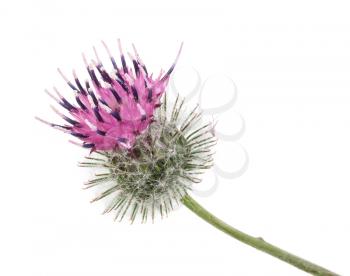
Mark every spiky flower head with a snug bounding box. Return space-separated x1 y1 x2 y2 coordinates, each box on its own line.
37 41 216 222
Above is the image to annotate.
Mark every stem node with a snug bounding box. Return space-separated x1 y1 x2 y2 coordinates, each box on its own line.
181 194 339 276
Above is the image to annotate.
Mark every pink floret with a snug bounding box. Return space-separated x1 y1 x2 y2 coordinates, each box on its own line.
37 41 183 151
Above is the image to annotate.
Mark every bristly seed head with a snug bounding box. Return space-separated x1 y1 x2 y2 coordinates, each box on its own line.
80 95 216 223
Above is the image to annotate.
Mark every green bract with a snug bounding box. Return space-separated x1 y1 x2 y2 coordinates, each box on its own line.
80 95 216 222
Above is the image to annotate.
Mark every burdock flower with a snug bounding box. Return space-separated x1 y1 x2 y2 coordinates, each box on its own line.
37 40 215 221
37 40 338 276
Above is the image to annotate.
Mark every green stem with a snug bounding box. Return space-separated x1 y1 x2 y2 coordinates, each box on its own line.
181 194 338 276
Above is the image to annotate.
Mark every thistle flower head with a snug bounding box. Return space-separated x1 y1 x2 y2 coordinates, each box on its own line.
37 40 183 151
37 41 216 222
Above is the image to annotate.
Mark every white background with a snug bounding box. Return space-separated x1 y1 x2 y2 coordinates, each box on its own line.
1 0 350 275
